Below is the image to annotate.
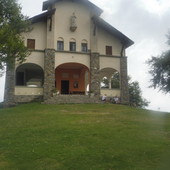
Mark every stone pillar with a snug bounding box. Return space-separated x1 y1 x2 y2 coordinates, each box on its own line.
90 53 100 97
43 49 55 100
120 57 129 104
109 78 112 89
4 65 16 106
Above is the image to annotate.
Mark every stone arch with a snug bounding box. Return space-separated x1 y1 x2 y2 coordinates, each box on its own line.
81 39 87 43
57 37 64 41
16 63 44 87
55 62 90 94
70 38 76 42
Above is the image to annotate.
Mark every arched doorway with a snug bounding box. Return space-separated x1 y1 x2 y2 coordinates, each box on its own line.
55 63 90 94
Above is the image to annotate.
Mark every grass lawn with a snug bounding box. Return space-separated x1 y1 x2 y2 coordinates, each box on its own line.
0 103 170 170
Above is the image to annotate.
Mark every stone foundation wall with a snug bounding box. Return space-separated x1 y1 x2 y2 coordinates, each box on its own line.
43 95 100 104
120 57 129 104
15 95 43 103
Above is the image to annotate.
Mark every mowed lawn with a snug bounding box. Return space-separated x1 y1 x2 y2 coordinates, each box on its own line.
0 103 170 170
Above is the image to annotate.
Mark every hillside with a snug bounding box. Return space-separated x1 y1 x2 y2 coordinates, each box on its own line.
0 103 170 169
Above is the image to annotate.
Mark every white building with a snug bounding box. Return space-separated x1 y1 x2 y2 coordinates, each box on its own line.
4 0 133 105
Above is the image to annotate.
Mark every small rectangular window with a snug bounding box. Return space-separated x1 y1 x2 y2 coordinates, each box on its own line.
81 43 88 52
70 42 76 52
106 46 112 55
57 41 64 51
27 39 35 49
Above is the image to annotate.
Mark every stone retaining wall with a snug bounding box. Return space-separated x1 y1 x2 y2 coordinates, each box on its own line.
43 95 101 104
15 95 43 103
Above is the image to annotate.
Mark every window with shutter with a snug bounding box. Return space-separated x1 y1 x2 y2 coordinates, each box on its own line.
106 46 112 55
27 39 35 49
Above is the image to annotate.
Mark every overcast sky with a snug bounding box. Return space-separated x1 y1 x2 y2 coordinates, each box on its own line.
0 0 170 112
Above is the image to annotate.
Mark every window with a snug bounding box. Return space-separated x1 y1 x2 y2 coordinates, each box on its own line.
70 42 76 51
81 43 88 52
57 41 64 51
27 39 35 49
106 46 112 55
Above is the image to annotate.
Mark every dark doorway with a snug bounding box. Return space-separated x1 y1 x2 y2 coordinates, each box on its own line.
16 72 24 85
61 80 69 94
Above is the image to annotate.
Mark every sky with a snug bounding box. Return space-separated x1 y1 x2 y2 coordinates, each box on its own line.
0 0 170 112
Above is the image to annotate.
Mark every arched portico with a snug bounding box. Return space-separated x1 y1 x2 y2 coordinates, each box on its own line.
100 67 120 97
55 63 90 94
16 63 44 87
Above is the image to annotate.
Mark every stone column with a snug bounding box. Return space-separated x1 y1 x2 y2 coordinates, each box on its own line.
43 49 55 100
120 57 129 104
109 78 112 89
90 53 100 97
4 65 15 107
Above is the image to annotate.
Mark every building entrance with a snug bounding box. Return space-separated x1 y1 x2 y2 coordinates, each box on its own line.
55 63 90 95
61 80 69 94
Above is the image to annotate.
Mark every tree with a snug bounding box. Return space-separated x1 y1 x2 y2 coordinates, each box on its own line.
128 77 149 108
147 32 170 93
0 0 31 74
111 72 120 88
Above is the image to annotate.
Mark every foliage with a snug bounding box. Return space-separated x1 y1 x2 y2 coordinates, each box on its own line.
101 76 109 88
147 31 170 93
128 77 149 108
147 51 170 93
101 72 120 89
0 103 169 169
111 71 120 88
0 0 31 74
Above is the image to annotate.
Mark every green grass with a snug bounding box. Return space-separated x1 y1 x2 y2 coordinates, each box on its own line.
0 103 170 170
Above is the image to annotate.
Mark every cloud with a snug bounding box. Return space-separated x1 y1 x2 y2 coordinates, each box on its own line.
139 0 170 16
98 0 170 111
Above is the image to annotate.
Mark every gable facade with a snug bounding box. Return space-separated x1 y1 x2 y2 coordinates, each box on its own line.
4 0 133 105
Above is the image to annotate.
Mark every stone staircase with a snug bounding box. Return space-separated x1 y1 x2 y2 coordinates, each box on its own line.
43 95 101 104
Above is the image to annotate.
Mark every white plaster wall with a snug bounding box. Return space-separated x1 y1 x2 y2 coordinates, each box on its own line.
15 87 43 95
53 1 92 51
98 27 122 56
55 52 90 69
21 51 44 69
23 22 47 50
21 1 123 73
100 57 120 72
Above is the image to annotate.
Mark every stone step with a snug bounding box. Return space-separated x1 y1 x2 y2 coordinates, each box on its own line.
43 95 101 104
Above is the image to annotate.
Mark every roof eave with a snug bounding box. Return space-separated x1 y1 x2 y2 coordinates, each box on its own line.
93 17 134 48
42 0 103 16
29 8 56 24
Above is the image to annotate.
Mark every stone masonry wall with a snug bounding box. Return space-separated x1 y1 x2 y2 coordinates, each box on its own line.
4 66 15 106
43 95 101 104
120 57 129 104
14 95 43 103
90 53 100 97
43 49 55 100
